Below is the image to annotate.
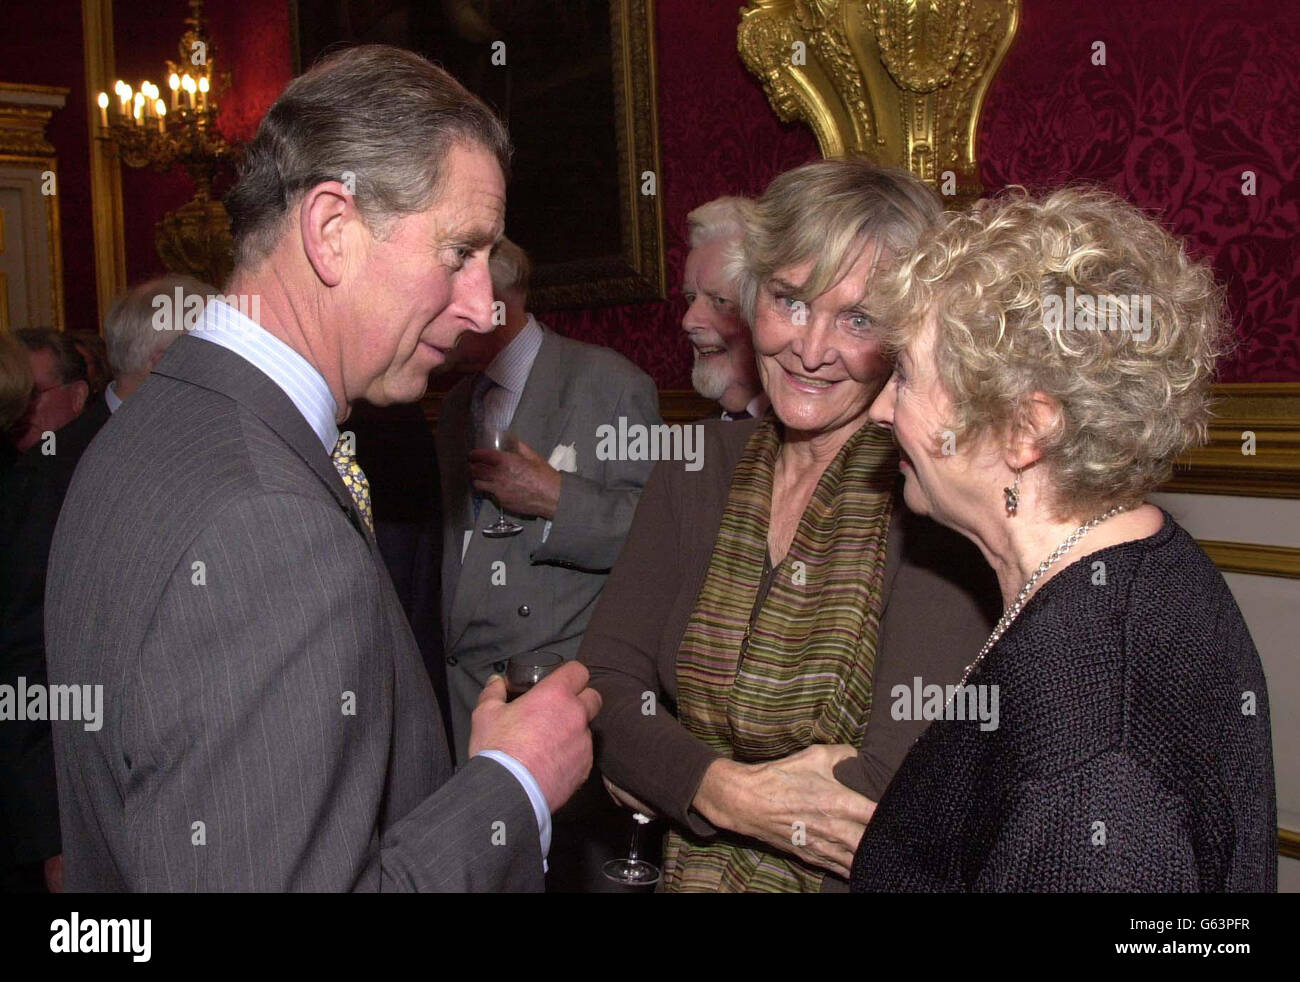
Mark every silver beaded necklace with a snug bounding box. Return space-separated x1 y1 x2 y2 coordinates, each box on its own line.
954 504 1128 691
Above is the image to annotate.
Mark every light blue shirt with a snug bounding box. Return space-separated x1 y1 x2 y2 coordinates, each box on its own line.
480 314 544 430
191 299 552 862
104 381 122 414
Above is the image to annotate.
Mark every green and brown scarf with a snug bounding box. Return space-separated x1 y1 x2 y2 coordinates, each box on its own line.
663 417 896 892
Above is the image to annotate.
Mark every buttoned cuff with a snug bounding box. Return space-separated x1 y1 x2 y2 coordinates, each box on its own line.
474 749 552 871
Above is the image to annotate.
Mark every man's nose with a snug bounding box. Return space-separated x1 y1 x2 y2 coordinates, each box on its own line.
457 262 496 333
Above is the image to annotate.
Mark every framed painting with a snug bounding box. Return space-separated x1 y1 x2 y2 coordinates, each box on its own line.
291 0 666 311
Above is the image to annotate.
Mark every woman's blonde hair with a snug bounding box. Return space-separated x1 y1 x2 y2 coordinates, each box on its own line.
872 185 1230 518
732 156 941 325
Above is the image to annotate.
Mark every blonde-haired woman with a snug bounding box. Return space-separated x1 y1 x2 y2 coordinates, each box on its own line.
580 157 999 892
854 186 1276 891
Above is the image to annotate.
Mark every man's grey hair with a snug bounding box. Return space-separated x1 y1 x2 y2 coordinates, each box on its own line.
489 237 531 300
104 275 216 377
686 196 755 249
224 44 512 271
16 327 86 385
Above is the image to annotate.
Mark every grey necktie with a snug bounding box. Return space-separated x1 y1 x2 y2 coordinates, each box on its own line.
469 374 497 519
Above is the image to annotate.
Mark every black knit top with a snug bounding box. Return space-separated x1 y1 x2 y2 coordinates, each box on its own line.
851 511 1277 892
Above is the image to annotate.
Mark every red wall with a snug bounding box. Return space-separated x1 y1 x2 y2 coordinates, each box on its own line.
3 0 1295 383
978 0 1300 382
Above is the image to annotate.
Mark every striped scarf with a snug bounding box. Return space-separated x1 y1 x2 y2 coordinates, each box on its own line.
664 417 896 892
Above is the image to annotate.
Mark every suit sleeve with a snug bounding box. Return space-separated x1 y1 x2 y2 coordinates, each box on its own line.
529 369 661 571
126 491 541 891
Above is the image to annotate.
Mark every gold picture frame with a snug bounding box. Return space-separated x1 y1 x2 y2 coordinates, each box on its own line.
291 0 667 311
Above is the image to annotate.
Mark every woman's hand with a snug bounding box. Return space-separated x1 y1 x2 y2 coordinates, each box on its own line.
691 745 876 879
603 776 659 819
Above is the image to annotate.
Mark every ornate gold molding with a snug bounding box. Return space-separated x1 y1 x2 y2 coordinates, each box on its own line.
0 83 66 156
1199 540 1300 579
739 0 1019 202
82 0 127 327
0 83 67 331
1281 827 1300 861
1166 383 1300 498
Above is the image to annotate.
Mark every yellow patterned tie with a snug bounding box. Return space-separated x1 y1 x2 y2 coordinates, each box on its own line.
331 435 374 534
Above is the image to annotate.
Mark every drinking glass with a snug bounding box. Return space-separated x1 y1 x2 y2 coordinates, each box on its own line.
504 650 564 702
603 811 660 886
475 424 524 538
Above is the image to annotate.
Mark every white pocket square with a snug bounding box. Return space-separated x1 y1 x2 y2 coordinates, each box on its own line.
548 443 578 473
542 444 577 544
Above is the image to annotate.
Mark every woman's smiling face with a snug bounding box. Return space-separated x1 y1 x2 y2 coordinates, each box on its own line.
751 244 892 441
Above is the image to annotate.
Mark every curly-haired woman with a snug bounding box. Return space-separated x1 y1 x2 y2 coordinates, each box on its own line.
853 186 1276 892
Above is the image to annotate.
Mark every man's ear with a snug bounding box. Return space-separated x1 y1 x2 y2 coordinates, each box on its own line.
71 380 88 416
1005 390 1060 471
298 181 356 288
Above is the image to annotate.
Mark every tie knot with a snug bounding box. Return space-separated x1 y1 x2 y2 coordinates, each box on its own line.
331 435 355 467
331 435 373 534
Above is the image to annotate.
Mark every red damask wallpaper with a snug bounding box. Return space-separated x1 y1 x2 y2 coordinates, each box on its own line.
977 0 1299 382
5 1 1293 383
538 0 819 388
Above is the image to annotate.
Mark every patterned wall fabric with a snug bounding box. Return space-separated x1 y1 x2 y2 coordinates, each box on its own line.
977 0 1299 382
54 0 1293 384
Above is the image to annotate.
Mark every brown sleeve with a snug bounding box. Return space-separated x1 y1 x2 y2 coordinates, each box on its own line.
579 454 724 833
834 510 1001 800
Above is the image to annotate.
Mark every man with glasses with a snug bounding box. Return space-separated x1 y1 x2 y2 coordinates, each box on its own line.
11 329 99 454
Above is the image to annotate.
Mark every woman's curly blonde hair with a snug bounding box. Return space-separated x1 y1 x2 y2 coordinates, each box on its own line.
872 185 1230 518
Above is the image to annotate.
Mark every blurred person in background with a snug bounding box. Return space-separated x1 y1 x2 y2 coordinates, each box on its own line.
101 275 214 413
0 331 33 478
682 197 768 421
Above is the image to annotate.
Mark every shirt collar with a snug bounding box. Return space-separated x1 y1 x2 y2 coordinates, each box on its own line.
191 298 340 454
485 314 544 393
104 381 122 414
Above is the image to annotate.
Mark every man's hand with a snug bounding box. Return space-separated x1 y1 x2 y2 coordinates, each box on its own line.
44 854 63 893
691 745 876 879
468 660 601 813
468 440 562 519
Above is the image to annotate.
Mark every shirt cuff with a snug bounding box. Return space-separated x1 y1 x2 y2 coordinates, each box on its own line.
474 750 552 869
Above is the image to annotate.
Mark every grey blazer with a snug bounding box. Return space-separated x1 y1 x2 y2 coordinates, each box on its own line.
435 328 660 758
45 334 542 891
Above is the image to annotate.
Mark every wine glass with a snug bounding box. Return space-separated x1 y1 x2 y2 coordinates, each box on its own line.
504 650 564 702
475 423 524 538
603 811 660 886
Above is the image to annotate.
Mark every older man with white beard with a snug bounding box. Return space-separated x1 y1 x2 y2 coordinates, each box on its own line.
681 197 769 421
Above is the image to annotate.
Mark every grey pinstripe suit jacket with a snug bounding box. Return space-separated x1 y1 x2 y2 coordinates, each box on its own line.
45 334 541 891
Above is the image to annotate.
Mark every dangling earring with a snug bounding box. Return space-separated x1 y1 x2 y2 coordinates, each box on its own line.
1003 468 1022 516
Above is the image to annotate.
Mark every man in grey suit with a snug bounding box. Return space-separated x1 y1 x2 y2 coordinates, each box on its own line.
438 238 661 761
44 45 598 892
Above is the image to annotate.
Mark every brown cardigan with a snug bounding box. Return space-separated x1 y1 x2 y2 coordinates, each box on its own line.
579 417 1000 883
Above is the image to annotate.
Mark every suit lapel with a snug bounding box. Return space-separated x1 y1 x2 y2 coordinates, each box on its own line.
151 334 368 539
510 330 577 462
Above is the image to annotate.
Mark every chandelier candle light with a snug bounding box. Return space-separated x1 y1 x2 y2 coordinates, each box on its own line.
93 0 236 285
